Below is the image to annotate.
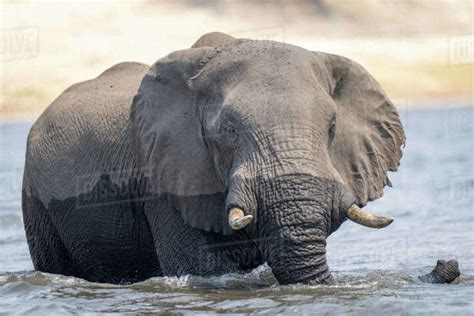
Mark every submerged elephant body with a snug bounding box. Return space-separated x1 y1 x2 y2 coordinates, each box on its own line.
419 260 461 284
22 33 405 285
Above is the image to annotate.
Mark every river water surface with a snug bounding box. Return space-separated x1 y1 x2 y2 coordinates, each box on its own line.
0 107 473 314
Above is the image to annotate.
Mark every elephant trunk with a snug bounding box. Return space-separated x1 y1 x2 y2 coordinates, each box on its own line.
261 220 332 285
257 175 334 285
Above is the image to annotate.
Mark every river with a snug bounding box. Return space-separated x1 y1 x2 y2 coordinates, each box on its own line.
0 106 473 314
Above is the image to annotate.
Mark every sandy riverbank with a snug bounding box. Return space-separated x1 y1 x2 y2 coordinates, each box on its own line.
1 0 472 120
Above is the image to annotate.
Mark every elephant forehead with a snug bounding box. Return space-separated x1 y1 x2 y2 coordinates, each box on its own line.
194 41 336 121
227 82 334 117
192 40 323 90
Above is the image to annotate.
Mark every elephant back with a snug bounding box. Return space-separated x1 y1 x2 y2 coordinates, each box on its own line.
24 62 149 206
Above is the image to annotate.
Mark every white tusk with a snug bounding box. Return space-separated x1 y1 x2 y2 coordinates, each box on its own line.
346 204 394 228
228 207 254 230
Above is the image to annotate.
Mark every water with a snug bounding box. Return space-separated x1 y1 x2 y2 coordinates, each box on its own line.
1 107 473 314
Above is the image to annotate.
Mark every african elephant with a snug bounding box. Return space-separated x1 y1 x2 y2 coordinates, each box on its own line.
22 32 405 285
419 260 460 284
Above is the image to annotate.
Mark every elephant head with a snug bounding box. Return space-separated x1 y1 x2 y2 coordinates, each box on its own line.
130 33 405 285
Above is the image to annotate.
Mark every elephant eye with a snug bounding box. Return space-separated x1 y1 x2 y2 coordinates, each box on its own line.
224 125 236 134
220 121 238 141
328 117 336 145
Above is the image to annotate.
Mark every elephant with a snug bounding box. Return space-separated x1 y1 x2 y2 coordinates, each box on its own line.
418 260 461 284
22 32 405 285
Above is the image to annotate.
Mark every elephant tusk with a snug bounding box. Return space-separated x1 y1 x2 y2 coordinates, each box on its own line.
228 207 254 230
346 204 394 228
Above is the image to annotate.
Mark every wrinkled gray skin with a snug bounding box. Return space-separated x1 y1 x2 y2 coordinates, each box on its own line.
22 32 405 285
419 260 460 284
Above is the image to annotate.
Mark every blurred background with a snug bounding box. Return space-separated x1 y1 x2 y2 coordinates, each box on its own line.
0 0 472 119
0 1 473 314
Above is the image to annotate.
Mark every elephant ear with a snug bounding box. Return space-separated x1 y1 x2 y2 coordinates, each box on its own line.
131 47 228 233
320 53 406 206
